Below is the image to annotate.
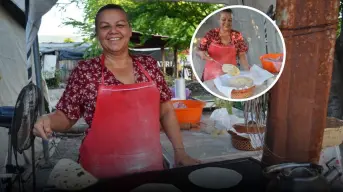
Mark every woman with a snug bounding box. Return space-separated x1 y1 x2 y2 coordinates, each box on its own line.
33 4 199 179
197 9 250 81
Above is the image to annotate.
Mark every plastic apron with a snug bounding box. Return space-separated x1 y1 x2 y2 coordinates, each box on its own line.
203 43 237 81
79 54 164 179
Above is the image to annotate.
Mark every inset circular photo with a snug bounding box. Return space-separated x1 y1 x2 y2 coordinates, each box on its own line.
190 5 286 101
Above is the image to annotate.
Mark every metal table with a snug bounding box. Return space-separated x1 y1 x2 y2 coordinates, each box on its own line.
161 131 262 168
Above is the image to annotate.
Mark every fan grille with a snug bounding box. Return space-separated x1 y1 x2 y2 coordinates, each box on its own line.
11 82 41 153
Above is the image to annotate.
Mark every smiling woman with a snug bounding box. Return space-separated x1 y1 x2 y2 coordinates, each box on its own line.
196 9 250 81
33 4 200 179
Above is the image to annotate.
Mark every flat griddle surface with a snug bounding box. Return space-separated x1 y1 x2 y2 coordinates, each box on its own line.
82 157 267 192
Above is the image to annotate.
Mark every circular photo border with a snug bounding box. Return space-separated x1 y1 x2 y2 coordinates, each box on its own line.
189 5 286 102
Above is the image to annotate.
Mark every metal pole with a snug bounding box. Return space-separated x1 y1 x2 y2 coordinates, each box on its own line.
262 0 340 166
32 37 51 169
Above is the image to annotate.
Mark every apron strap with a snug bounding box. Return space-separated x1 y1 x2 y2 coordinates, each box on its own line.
100 54 105 84
135 62 153 82
100 54 154 84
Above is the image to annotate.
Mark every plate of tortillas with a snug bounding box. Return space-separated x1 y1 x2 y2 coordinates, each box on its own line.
228 76 254 90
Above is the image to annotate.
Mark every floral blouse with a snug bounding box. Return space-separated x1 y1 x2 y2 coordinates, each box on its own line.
198 28 248 55
56 55 172 126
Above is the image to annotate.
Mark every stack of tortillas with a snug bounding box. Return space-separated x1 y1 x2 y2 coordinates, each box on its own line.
47 158 98 191
222 64 240 76
228 76 254 89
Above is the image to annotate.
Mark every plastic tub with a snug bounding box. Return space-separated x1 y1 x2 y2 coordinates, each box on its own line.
172 100 205 124
0 106 14 128
259 53 283 73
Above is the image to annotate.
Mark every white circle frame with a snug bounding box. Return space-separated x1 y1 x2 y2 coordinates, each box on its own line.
189 5 286 102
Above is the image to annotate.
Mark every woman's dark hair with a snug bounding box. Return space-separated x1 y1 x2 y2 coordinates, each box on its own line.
221 8 233 14
94 4 130 34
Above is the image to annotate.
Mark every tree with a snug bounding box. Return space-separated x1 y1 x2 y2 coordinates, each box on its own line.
63 37 75 43
62 0 223 58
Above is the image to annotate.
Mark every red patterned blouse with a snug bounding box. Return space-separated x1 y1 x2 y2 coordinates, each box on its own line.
56 55 172 126
198 28 248 55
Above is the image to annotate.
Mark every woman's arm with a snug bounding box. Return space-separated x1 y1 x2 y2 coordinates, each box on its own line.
34 62 84 139
144 56 199 166
160 101 200 166
235 32 250 70
160 101 185 151
47 110 78 132
238 52 250 70
34 110 78 140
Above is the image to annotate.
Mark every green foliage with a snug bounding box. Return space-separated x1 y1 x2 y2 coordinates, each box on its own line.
44 70 62 89
233 102 244 111
63 38 75 43
214 98 234 115
163 73 175 87
62 0 223 59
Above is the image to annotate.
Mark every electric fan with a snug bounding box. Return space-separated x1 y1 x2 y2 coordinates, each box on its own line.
0 81 42 192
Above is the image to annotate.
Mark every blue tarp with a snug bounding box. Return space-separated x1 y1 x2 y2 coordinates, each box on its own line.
58 50 84 60
39 42 91 60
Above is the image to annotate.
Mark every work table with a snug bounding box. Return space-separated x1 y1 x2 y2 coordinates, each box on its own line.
160 131 261 168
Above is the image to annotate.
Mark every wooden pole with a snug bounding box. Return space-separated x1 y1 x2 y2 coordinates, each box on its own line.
261 0 340 166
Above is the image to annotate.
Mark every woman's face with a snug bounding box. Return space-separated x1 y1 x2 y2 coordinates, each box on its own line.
96 9 132 53
219 12 233 31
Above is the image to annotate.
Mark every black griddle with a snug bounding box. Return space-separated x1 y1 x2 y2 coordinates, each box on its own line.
88 157 266 192
46 157 268 192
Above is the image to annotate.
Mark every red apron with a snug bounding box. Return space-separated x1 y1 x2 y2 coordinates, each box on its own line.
203 43 237 81
79 54 164 179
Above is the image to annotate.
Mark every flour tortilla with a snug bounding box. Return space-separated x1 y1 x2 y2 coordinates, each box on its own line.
188 167 242 189
131 183 182 192
222 64 240 76
47 158 98 191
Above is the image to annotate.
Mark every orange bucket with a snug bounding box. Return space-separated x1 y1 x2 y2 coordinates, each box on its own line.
172 100 205 124
259 53 283 73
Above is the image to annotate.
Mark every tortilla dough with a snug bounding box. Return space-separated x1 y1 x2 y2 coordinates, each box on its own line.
47 158 98 191
131 183 182 192
222 64 240 76
228 76 254 89
188 167 242 189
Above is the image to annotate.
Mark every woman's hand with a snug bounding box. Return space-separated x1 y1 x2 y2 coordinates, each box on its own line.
174 149 201 167
33 115 53 140
198 51 213 61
